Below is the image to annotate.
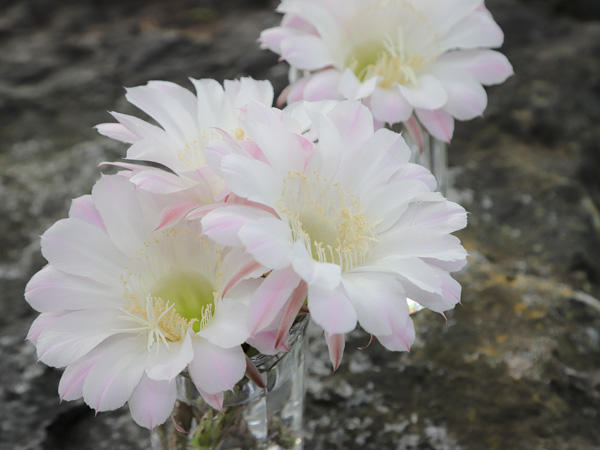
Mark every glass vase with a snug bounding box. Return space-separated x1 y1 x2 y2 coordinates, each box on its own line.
150 315 309 450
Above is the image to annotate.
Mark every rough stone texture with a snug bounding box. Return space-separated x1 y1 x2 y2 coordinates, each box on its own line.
1 0 599 449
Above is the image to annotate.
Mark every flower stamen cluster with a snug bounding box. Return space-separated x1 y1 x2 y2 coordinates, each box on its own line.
280 170 376 272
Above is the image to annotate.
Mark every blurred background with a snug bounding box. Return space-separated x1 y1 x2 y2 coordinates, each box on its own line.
1 0 600 448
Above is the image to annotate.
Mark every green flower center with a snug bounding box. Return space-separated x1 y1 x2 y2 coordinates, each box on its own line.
152 272 216 332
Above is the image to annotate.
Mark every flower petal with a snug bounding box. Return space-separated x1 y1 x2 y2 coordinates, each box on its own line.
128 375 177 429
146 333 194 381
82 336 146 412
307 284 357 334
68 195 106 231
41 218 125 286
342 272 407 337
58 350 101 401
441 10 504 51
239 217 293 270
339 69 378 100
201 205 273 247
197 298 250 348
35 309 127 368
91 175 154 256
370 87 413 124
248 267 300 335
25 266 120 313
280 34 335 70
325 332 345 371
415 108 455 143
435 50 513 85
188 339 246 395
397 75 448 110
290 242 341 290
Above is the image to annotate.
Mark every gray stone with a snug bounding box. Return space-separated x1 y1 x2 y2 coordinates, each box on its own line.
1 0 600 449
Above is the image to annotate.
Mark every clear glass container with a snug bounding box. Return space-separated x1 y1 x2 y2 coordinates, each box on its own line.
151 315 309 450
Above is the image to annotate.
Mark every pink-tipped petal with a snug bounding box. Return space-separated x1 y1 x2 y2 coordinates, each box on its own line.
307 285 357 335
95 123 138 144
222 260 263 299
198 388 224 412
239 217 293 270
201 205 273 247
82 336 146 412
58 352 100 401
404 116 424 152
245 355 266 389
415 108 455 143
155 201 200 231
188 339 246 395
248 268 301 335
274 281 308 349
69 195 106 231
128 375 177 429
325 332 345 372
370 87 413 124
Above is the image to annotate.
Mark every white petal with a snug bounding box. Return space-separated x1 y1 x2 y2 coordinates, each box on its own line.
437 73 488 120
190 78 227 128
323 101 374 152
58 350 101 401
377 314 415 352
415 109 455 143
307 284 357 334
394 197 467 234
339 69 378 100
35 309 127 368
290 242 341 290
225 77 274 109
202 205 273 247
364 257 462 313
280 34 335 70
95 122 138 144
303 70 343 101
397 75 448 110
342 272 406 337
239 217 293 270
370 87 413 124
188 339 246 395
247 267 300 334
198 298 250 348
435 50 513 85
242 103 307 174
129 375 177 429
145 333 194 381
441 10 504 51
92 175 153 256
25 265 120 313
125 83 193 143
374 229 466 262
221 154 280 208
82 335 146 411
68 195 106 230
41 218 125 286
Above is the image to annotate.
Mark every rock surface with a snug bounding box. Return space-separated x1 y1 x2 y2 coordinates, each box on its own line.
1 0 599 449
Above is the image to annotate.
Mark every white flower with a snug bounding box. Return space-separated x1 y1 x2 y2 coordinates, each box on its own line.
25 175 265 428
260 0 513 141
95 77 272 195
201 100 467 366
96 77 274 228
